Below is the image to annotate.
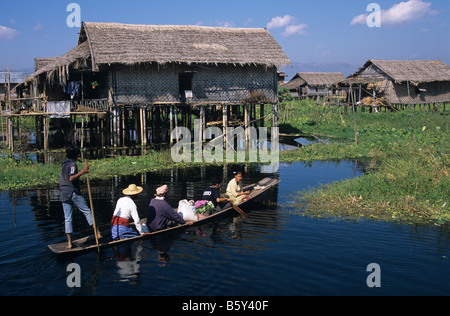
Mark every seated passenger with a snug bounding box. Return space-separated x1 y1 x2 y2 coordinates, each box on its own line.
111 184 144 240
148 185 193 232
202 178 231 213
226 171 250 205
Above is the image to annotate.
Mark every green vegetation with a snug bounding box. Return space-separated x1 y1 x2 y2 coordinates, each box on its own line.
278 99 449 224
1 98 448 224
0 154 57 190
0 150 209 190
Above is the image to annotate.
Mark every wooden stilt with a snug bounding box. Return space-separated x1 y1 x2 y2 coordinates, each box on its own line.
260 104 265 128
200 106 205 141
222 104 228 149
170 106 174 145
244 104 250 149
272 104 278 128
174 107 178 142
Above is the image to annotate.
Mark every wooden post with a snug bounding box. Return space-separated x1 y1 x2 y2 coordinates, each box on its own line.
112 107 118 147
407 81 416 141
140 107 147 146
6 116 12 151
149 107 153 144
81 115 85 149
222 104 228 150
272 104 278 128
118 107 123 147
350 84 358 147
174 107 178 142
0 114 4 145
169 106 174 145
244 104 249 148
200 106 205 141
43 114 49 151
260 104 265 128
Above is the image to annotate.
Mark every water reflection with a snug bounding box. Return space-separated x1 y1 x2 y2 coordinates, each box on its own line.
112 243 143 284
6 160 450 295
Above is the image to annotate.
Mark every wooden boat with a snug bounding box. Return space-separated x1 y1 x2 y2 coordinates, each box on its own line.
48 177 281 255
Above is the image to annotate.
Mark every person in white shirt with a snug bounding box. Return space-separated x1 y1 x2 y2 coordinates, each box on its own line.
111 184 144 240
226 171 250 205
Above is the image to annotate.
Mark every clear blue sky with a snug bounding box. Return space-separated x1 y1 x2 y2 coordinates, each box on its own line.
1 0 449 75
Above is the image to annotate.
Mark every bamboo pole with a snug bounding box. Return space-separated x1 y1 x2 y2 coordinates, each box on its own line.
169 106 174 145
350 84 358 147
174 106 178 143
85 160 100 253
407 81 416 141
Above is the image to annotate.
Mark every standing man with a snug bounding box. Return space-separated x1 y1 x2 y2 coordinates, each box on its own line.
60 144 100 249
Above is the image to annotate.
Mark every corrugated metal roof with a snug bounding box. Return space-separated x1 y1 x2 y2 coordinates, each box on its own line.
0 72 28 84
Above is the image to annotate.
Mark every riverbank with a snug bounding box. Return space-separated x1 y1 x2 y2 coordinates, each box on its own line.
278 99 449 224
0 149 210 190
1 99 448 224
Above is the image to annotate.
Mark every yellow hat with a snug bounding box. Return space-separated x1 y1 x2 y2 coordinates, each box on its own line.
123 184 143 196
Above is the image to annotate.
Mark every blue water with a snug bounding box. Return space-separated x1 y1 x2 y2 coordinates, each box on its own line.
0 161 449 296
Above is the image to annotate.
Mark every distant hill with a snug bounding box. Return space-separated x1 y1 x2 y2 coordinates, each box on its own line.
0 67 33 76
280 62 358 82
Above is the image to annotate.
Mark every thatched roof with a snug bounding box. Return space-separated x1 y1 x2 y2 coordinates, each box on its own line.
79 22 291 69
348 59 450 85
34 57 58 71
25 41 91 84
26 22 291 85
281 77 305 90
282 72 345 89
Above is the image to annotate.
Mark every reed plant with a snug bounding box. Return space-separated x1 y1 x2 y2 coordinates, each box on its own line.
282 99 449 224
1 98 448 224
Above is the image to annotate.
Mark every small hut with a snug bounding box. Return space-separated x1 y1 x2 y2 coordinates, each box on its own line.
339 60 450 106
20 22 291 149
0 72 27 102
282 72 346 99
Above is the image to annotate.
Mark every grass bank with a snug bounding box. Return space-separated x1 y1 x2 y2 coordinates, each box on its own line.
278 99 449 224
1 99 448 224
0 150 210 190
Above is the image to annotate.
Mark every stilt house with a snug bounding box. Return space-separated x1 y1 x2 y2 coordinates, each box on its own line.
21 22 291 149
282 72 346 99
339 60 450 106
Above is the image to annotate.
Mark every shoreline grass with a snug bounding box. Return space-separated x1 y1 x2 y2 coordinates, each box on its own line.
1 99 448 224
278 99 449 224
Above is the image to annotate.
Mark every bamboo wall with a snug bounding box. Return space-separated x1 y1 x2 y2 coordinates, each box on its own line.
109 63 278 106
2 62 281 151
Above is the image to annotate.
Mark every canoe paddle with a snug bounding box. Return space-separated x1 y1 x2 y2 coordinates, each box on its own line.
222 194 249 218
85 160 101 253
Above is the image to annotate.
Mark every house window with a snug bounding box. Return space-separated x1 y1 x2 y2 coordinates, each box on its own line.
179 72 194 104
179 73 193 93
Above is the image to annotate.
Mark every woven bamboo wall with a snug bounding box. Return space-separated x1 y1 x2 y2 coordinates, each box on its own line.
192 64 278 103
109 63 278 105
109 65 178 104
389 81 450 103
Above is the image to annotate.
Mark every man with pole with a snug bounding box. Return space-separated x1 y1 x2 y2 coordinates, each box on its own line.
60 144 101 250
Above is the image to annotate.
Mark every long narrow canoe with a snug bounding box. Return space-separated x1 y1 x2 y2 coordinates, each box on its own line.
48 177 281 255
